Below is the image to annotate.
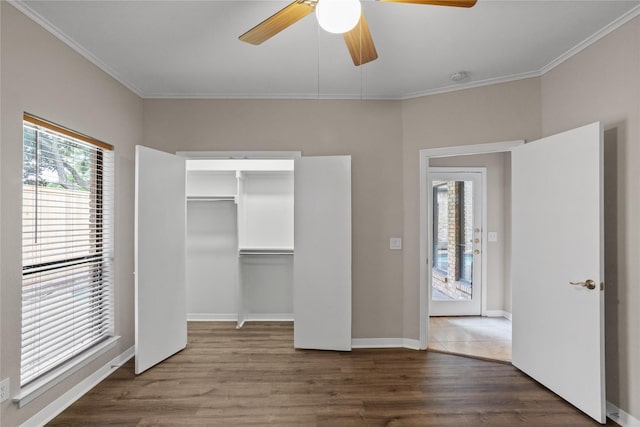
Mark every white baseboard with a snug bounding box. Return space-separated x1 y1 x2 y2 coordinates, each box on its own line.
607 401 640 427
187 313 237 321
21 346 134 427
403 339 421 350
352 338 421 350
484 310 512 320
245 313 294 322
187 313 294 322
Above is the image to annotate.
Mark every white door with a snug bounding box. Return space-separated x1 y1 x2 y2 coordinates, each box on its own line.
135 146 187 374
428 169 483 316
511 122 605 423
294 156 352 351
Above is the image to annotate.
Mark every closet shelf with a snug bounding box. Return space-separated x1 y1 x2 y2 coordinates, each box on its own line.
239 248 294 255
187 195 236 202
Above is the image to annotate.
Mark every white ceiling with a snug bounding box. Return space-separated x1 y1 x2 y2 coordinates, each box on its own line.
14 0 640 99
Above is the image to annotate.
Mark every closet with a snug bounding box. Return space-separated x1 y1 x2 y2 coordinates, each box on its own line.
134 146 352 374
185 158 294 327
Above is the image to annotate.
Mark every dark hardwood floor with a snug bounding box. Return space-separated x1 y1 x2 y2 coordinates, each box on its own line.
49 322 614 426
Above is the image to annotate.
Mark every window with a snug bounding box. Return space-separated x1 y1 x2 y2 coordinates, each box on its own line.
457 181 473 284
21 114 114 387
431 178 475 302
432 182 448 273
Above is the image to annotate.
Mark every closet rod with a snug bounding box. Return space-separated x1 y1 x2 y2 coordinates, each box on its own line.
186 197 235 202
238 251 294 256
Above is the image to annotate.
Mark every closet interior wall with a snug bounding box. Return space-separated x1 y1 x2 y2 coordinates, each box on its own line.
186 199 238 320
185 160 294 324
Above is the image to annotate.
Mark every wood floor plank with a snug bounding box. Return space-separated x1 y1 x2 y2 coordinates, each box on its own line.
48 322 615 426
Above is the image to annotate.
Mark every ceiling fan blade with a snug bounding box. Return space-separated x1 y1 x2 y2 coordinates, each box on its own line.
343 12 378 66
239 0 316 45
379 0 477 7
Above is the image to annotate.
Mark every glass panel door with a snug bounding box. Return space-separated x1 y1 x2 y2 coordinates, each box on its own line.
429 170 482 316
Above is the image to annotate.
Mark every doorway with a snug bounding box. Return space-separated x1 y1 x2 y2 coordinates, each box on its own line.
428 162 509 363
418 141 522 350
419 126 606 422
429 168 484 316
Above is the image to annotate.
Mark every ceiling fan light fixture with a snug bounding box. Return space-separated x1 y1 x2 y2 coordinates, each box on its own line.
316 0 362 34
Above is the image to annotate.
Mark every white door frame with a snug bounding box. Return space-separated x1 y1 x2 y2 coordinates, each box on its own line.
428 167 485 316
176 151 302 160
418 140 524 349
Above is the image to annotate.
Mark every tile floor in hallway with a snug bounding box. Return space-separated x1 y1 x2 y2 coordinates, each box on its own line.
429 316 512 363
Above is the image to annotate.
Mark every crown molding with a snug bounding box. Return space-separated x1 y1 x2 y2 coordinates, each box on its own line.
8 0 145 98
143 92 400 101
9 1 640 101
400 70 543 100
540 4 640 75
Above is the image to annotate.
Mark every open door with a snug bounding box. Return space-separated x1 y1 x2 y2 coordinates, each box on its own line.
135 146 187 374
294 156 352 351
511 122 605 422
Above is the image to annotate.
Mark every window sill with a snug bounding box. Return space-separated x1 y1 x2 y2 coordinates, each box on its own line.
13 336 120 408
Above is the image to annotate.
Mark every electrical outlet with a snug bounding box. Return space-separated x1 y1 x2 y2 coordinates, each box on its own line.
0 378 9 403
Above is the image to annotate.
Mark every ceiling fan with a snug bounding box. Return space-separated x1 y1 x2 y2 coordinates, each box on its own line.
239 0 477 66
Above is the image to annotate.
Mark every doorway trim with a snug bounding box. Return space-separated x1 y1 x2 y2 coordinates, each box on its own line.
419 140 525 350
428 167 486 316
176 150 302 159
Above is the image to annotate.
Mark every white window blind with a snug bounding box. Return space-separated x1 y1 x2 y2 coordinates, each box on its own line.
21 115 114 386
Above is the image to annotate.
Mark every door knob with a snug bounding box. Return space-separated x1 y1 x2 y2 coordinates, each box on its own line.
474 249 480 255
569 279 596 290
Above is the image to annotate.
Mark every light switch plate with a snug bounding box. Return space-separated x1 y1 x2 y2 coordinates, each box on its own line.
488 232 498 242
390 237 402 250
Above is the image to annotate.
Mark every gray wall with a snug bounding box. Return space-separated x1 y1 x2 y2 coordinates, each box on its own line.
1 4 142 425
142 99 406 339
400 78 542 340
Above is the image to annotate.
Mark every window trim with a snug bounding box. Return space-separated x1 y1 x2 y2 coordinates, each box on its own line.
23 114 113 151
13 336 120 408
20 114 115 401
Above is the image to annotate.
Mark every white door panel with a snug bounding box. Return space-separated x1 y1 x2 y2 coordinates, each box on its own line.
511 122 605 422
294 156 352 351
135 146 187 374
